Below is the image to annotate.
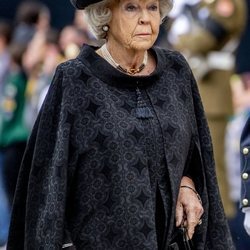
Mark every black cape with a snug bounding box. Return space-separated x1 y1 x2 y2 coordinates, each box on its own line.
7 45 234 249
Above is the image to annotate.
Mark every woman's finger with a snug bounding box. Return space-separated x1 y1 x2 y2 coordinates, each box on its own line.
186 211 198 239
175 203 184 227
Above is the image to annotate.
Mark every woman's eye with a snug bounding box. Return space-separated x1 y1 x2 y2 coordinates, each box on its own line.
126 4 137 11
148 4 158 11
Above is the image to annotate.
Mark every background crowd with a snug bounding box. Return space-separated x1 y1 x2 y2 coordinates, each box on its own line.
0 0 250 249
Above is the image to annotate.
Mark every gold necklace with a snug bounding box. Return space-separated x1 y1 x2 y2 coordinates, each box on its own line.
100 44 148 75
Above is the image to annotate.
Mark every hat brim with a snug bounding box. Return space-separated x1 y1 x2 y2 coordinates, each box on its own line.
70 0 103 9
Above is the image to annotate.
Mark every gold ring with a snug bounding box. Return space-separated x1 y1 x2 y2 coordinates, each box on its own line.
198 219 202 225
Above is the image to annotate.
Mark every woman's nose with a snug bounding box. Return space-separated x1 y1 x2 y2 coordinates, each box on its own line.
139 10 150 24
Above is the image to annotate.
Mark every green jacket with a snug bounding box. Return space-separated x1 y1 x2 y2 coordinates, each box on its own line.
0 69 29 148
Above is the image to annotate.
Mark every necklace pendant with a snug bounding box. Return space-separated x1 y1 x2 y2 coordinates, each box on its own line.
128 68 138 75
101 44 148 75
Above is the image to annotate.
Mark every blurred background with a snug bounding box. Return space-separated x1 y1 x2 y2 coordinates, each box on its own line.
0 0 250 249
0 0 75 30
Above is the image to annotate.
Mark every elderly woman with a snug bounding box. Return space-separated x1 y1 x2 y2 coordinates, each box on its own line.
7 0 233 249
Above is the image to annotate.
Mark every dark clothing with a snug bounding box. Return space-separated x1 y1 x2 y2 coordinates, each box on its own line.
228 203 250 250
2 142 26 205
7 45 233 249
240 116 250 209
236 0 250 74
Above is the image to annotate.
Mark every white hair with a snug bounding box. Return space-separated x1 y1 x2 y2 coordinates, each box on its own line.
84 0 173 40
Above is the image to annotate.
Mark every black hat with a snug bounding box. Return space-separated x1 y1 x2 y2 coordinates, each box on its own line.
70 0 103 9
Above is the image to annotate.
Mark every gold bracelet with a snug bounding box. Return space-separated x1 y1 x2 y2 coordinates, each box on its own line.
180 185 202 204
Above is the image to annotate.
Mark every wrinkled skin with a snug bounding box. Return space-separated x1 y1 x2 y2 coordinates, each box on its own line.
176 176 204 239
106 0 161 69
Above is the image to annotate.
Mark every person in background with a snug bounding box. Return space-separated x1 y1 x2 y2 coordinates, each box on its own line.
168 0 246 218
0 43 29 204
24 28 64 132
225 75 250 249
59 25 88 60
73 10 99 46
240 114 250 236
12 0 50 46
235 0 250 90
0 20 11 88
0 19 12 249
0 43 29 247
7 0 232 249
235 0 250 242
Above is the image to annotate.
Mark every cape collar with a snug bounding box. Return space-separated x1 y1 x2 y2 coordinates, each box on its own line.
77 44 168 89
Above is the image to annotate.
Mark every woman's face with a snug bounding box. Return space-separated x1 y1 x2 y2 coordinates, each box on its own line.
108 0 161 51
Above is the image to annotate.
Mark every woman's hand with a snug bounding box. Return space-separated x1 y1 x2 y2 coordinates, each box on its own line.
175 176 204 239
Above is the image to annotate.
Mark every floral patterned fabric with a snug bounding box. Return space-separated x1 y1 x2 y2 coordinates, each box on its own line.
7 45 234 249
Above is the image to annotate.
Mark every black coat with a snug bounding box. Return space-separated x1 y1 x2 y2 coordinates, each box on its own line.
7 45 234 249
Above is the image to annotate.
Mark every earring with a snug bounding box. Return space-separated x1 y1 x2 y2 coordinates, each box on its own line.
102 25 109 32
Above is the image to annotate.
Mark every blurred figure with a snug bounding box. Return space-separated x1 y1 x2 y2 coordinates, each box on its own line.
12 0 50 46
0 43 29 242
24 28 64 131
0 19 12 248
235 0 250 90
225 75 250 249
59 10 100 60
154 0 187 49
73 10 98 46
0 20 12 88
59 25 85 60
168 0 246 218
0 44 28 245
22 29 47 76
232 0 250 244
240 110 250 238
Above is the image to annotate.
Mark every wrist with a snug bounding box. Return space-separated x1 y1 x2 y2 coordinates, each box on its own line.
181 176 195 188
180 185 202 204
